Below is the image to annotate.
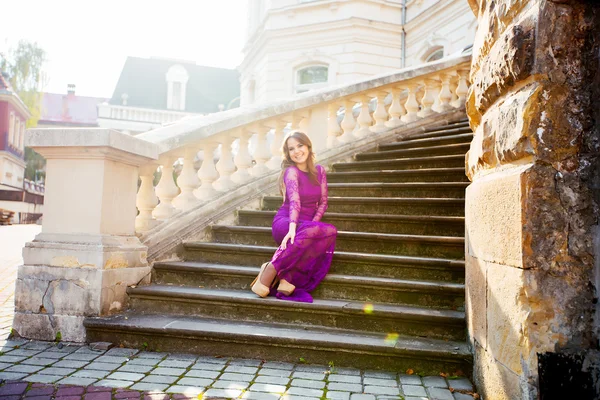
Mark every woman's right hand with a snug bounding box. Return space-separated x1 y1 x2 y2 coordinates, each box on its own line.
281 223 297 250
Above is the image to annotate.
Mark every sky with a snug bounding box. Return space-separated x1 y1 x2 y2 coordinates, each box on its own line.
1 0 248 98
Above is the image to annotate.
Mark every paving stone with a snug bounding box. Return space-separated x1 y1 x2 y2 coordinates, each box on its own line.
194 356 227 365
1 339 28 348
0 361 12 369
165 353 198 362
45 344 81 354
241 391 280 400
189 363 225 373
330 367 361 376
143 394 170 400
428 387 454 400
255 375 290 385
224 365 259 374
364 371 397 380
261 361 294 370
166 385 204 394
184 369 220 379
53 360 90 369
422 376 449 388
127 358 160 366
72 370 111 379
130 382 169 392
5 364 44 373
175 377 213 387
219 372 255 382
23 385 55 396
5 348 42 357
105 348 139 357
118 364 155 374
228 358 262 367
23 374 63 383
157 359 193 369
86 362 122 371
350 395 376 400
136 352 168 360
58 376 98 386
84 392 112 400
293 364 328 374
114 390 142 399
204 388 243 398
287 386 324 397
211 379 248 390
23 342 52 351
328 374 362 384
96 356 129 364
38 366 76 376
151 367 187 376
86 386 114 392
95 379 134 388
0 355 27 363
64 353 101 362
364 386 401 396
327 391 351 400
31 351 64 360
0 395 21 400
21 358 57 367
141 374 180 384
328 382 362 392
402 385 428 397
291 371 325 380
399 375 422 386
447 378 473 392
107 371 146 381
283 396 320 400
259 367 292 377
0 371 29 380
87 342 112 352
404 397 428 400
364 377 398 387
249 382 287 393
291 378 326 389
453 393 476 400
0 382 28 395
56 386 86 396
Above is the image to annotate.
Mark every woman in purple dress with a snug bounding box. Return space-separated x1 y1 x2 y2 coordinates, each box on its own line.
251 131 337 303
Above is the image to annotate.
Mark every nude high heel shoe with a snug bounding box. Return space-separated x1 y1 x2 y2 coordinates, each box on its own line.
277 279 295 296
251 262 271 298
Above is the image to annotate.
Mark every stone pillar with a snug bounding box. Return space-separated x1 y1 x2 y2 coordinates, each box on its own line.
466 1 599 399
16 128 158 342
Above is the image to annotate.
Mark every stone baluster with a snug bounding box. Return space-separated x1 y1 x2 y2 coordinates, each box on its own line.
385 88 405 128
370 92 389 133
355 95 373 137
327 103 342 148
153 157 180 220
135 164 159 232
231 129 253 184
214 136 237 191
251 126 271 177
401 84 420 123
267 120 286 170
193 143 219 200
339 100 357 143
418 79 437 118
172 147 201 211
453 68 470 108
437 73 454 112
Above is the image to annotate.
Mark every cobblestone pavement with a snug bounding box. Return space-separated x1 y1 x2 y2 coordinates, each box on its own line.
0 225 478 399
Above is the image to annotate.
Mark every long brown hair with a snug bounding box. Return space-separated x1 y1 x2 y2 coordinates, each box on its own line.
278 131 318 197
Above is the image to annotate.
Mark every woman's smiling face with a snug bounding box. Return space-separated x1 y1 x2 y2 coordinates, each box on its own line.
286 137 309 166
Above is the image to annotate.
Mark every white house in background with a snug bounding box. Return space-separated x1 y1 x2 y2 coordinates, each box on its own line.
239 0 476 105
98 57 241 135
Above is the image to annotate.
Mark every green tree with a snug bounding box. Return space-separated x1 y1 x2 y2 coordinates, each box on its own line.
1 40 47 181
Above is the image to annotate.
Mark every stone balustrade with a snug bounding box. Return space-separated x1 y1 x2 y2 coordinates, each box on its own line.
133 55 472 234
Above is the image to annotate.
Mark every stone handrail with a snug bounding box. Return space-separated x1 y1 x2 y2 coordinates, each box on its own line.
134 54 471 233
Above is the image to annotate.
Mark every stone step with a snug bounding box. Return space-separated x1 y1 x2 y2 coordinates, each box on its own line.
262 196 465 216
326 168 469 183
84 314 472 374
328 182 468 198
399 126 472 141
208 225 465 259
180 243 465 282
237 210 465 236
153 262 465 309
331 154 465 172
127 285 466 340
356 143 471 161
379 133 473 152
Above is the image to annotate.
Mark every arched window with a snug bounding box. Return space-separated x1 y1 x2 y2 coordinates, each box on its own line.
425 48 444 63
295 65 329 94
166 65 189 111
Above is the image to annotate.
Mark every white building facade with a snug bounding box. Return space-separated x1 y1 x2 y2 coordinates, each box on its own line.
240 0 476 105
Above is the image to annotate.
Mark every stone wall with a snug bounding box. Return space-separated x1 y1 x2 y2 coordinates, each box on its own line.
465 0 599 398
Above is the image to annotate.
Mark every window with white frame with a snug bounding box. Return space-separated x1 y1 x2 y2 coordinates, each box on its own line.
425 47 444 63
166 65 189 111
295 65 329 94
14 118 20 149
8 112 14 146
19 120 25 150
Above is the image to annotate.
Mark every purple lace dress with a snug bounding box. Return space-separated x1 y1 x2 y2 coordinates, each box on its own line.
269 164 337 303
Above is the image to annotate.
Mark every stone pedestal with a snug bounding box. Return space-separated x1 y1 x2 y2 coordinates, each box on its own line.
15 128 158 342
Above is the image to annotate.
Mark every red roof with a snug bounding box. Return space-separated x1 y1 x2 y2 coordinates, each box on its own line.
39 92 108 126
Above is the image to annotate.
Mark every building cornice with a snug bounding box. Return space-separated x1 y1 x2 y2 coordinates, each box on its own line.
405 0 470 30
0 150 26 168
0 92 32 119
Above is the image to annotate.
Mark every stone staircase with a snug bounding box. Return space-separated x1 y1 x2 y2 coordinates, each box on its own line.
85 117 473 375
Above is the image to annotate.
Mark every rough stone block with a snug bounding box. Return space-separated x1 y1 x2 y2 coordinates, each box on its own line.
466 253 487 349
